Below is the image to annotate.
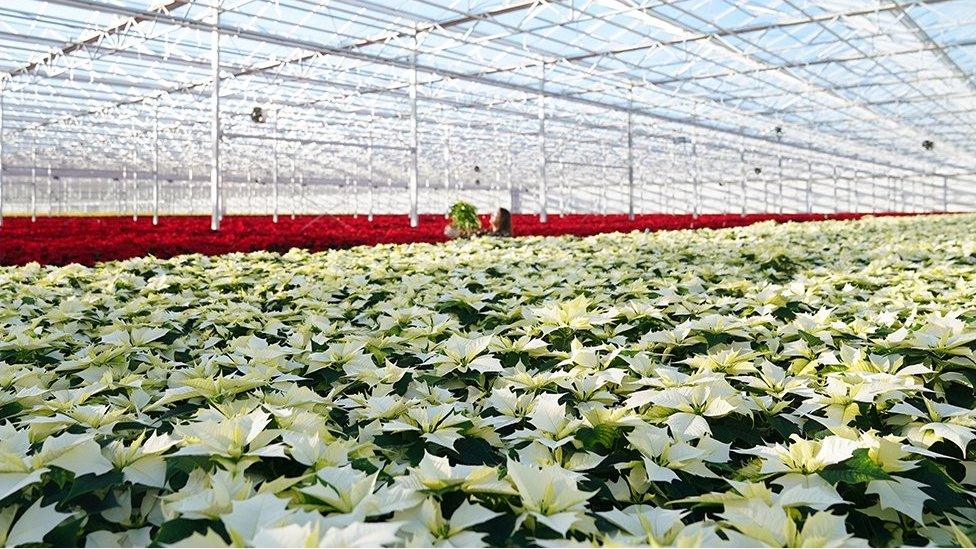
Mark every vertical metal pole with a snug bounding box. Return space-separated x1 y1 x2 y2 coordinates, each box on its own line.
776 155 783 214
832 166 838 213
691 142 700 219
443 141 450 218
46 166 51 215
30 138 37 222
246 167 252 213
538 62 548 223
739 148 747 217
506 134 514 212
153 103 160 225
368 132 374 222
887 174 894 212
600 143 608 215
871 173 878 213
351 177 358 218
131 151 138 221
0 85 3 228
664 144 674 213
299 163 306 216
805 161 812 214
209 0 221 231
290 156 296 220
272 111 279 223
626 88 635 221
408 28 419 228
942 175 949 213
120 166 126 214
912 178 919 212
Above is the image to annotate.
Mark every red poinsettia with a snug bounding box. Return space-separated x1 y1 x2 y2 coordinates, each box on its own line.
0 212 912 266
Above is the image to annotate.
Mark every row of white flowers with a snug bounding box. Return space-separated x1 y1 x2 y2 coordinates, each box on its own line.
2 214 976 547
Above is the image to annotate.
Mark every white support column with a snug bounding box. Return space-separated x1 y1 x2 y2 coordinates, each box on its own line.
776 155 783 214
805 161 812 213
272 111 279 223
367 131 374 222
739 148 747 217
209 0 221 231
120 166 126 213
132 161 138 221
290 155 296 220
299 163 306 216
0 85 3 228
408 28 419 228
351 177 358 218
30 138 36 222
832 166 838 213
442 141 450 217
153 103 160 225
871 173 878 212
600 143 608 215
942 175 949 213
626 88 635 221
887 174 894 212
506 134 514 213
691 142 700 219
538 62 548 223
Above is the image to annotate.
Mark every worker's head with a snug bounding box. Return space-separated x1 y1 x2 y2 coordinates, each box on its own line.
491 207 512 235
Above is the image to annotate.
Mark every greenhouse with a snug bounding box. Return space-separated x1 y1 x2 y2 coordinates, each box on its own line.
1 0 976 547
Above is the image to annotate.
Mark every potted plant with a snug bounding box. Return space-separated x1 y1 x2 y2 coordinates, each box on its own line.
447 201 482 237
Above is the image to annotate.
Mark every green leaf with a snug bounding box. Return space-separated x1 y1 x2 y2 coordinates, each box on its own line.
575 425 618 451
153 518 222 546
65 470 124 503
819 449 890 485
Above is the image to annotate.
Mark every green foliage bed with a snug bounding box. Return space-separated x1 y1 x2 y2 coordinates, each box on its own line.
2 214 976 547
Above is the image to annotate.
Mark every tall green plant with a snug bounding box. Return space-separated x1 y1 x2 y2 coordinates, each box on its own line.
448 201 481 236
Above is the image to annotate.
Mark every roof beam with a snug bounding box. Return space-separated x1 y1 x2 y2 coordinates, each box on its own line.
2 0 192 81
15 0 955 175
893 3 976 95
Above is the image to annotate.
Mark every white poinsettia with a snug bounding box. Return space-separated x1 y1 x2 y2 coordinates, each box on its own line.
908 314 976 355
0 500 72 547
383 403 471 449
250 521 404 548
719 500 867 547
889 398 976 454
506 393 582 449
626 380 748 438
162 468 256 520
307 340 374 375
0 424 113 500
102 430 177 488
174 409 286 467
528 296 611 333
742 434 861 476
599 505 723 546
397 498 501 547
625 423 729 481
423 334 502 375
398 452 515 495
506 459 595 536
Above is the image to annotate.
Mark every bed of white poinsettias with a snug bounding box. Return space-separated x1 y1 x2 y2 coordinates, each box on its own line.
2 214 976 547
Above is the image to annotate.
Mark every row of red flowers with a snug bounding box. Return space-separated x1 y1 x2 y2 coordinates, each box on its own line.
0 212 907 266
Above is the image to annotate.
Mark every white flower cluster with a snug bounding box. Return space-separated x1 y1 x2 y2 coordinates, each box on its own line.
2 214 976 547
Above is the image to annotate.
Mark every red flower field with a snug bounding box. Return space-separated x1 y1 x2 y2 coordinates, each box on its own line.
0 212 904 266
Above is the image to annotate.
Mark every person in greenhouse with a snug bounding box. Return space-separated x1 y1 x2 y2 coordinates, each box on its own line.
444 203 512 238
486 207 512 237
